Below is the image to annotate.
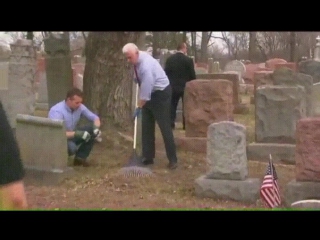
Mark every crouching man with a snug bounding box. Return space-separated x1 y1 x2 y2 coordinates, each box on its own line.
48 88 101 167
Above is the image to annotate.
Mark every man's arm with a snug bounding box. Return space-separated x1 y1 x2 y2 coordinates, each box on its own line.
0 102 28 209
48 110 75 138
138 66 154 108
80 105 100 127
164 56 172 78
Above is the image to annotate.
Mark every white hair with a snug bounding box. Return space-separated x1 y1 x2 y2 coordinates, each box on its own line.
122 43 139 54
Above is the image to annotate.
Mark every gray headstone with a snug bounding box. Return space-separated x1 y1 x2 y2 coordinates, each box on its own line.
272 68 313 117
298 59 320 84
255 85 307 143
206 121 248 180
15 114 74 185
6 39 37 128
224 60 246 79
44 34 73 109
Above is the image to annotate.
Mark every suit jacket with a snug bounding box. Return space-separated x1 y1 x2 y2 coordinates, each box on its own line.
164 52 196 92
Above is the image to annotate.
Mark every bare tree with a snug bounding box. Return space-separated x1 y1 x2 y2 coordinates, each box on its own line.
248 32 257 62
199 32 212 63
83 32 143 129
190 32 197 61
289 32 296 62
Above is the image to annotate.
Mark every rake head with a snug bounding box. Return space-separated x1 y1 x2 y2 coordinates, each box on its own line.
118 166 154 178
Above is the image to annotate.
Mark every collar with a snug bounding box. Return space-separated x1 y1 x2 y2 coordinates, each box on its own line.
64 100 73 112
136 50 143 66
177 51 186 55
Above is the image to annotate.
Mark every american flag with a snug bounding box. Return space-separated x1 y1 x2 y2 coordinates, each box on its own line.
260 157 281 208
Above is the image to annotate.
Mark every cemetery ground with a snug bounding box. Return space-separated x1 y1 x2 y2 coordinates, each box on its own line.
25 95 295 210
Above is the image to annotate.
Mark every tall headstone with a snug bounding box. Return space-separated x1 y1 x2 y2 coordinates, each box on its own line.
6 39 37 128
44 34 73 109
207 58 214 73
314 36 320 62
213 61 220 72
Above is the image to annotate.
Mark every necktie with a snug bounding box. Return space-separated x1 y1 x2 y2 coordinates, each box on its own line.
133 65 141 86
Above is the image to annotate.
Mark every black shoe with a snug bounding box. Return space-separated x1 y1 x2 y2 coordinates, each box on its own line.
167 162 178 169
74 157 90 167
142 158 154 165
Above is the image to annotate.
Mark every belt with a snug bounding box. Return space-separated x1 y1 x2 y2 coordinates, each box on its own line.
152 84 169 92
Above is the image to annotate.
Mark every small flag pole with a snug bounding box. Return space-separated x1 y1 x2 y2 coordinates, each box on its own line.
269 154 276 208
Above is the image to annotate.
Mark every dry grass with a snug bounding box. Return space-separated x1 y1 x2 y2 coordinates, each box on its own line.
25 94 295 210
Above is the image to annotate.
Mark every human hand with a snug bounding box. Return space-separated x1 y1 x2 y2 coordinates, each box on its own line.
93 126 101 138
132 107 141 120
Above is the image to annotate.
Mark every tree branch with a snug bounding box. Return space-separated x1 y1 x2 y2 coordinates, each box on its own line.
207 31 213 45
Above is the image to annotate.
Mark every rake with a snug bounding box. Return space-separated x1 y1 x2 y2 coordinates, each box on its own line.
118 83 153 178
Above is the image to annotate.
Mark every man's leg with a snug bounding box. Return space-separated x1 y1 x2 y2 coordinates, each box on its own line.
67 140 78 156
151 86 178 168
141 106 156 164
170 89 181 129
73 125 96 166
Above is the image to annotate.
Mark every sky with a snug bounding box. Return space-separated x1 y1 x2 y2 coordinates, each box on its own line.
0 31 227 52
187 31 226 52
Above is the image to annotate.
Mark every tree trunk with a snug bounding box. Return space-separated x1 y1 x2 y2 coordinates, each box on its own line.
26 32 34 40
248 32 256 62
182 31 187 42
83 32 143 130
152 31 161 58
200 32 208 63
290 32 296 62
191 32 197 62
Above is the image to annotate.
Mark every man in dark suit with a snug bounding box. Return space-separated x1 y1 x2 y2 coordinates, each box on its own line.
164 42 196 130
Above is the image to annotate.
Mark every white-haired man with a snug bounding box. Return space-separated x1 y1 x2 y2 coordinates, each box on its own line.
122 43 178 169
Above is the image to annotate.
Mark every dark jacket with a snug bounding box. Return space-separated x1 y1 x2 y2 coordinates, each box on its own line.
0 101 24 185
164 52 196 92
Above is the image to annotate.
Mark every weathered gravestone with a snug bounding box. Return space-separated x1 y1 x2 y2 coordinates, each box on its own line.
247 85 306 165
15 114 74 185
175 80 233 153
207 58 214 73
194 121 261 203
35 57 48 110
224 60 246 83
255 85 306 144
195 72 248 114
272 67 313 117
6 39 37 128
298 59 320 84
251 70 273 105
298 37 320 84
184 80 234 137
285 118 320 206
44 34 73 109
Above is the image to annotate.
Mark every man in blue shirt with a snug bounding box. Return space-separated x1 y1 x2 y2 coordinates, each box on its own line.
122 43 178 169
48 88 101 167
